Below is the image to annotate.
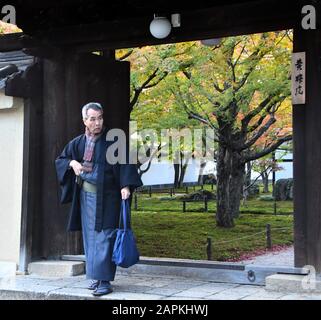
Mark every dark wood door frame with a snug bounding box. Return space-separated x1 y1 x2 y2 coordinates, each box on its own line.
3 0 320 271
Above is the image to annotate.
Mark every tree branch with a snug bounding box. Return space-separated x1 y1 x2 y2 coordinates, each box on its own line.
171 88 215 129
241 94 283 133
233 44 246 68
190 92 219 129
144 71 168 89
243 135 292 163
130 89 141 111
138 142 162 174
247 101 283 133
117 49 134 60
243 167 273 192
239 116 276 151
130 68 161 110
213 80 224 93
234 45 269 92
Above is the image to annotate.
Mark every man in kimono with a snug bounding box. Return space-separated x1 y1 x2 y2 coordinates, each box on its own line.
55 102 143 296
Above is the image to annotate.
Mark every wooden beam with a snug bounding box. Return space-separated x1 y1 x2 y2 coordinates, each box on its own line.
45 0 301 50
18 60 43 272
11 0 265 33
22 47 63 59
0 0 301 53
0 33 62 54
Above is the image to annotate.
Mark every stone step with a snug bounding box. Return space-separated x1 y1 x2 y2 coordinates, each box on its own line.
266 273 321 293
28 261 85 277
0 261 16 278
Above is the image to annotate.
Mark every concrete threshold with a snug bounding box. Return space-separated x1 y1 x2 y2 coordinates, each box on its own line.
61 255 308 286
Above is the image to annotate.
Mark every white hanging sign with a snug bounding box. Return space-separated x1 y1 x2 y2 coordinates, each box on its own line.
292 52 306 105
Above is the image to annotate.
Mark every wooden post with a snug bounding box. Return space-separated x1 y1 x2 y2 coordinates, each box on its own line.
293 24 321 272
274 201 277 215
186 186 188 193
13 61 44 272
183 201 186 213
170 188 173 197
272 151 276 193
204 195 208 212
272 151 277 215
149 186 152 197
134 194 138 210
266 224 272 249
207 237 212 260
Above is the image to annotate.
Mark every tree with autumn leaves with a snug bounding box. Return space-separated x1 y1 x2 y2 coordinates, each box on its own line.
117 31 293 228
0 20 20 34
117 44 201 185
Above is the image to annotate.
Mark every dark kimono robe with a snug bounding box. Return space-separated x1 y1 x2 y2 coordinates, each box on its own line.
55 128 143 232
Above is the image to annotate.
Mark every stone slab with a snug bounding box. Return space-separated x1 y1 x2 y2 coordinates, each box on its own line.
0 261 16 278
28 261 85 277
266 274 321 293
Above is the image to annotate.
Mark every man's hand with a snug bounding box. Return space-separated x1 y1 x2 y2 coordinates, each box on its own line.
121 186 131 200
69 160 83 176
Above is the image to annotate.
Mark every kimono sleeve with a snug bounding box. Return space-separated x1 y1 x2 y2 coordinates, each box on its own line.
119 163 143 192
55 142 75 203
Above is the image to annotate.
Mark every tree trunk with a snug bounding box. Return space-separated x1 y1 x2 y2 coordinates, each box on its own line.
173 163 180 188
216 145 244 227
178 153 191 188
198 159 207 185
178 163 188 188
262 171 269 193
230 164 244 218
173 150 180 188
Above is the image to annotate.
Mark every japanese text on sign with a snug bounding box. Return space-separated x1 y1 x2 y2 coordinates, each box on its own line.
292 52 306 105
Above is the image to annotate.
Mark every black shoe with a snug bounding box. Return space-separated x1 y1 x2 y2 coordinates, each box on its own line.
92 281 113 296
87 280 99 290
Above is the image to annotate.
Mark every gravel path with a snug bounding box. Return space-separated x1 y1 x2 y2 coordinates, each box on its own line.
240 246 294 266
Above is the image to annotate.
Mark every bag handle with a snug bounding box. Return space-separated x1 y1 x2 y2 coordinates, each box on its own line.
119 199 131 230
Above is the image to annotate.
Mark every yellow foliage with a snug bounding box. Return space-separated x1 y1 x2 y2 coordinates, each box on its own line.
0 21 21 34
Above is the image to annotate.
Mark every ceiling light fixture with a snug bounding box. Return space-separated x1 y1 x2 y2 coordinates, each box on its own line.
149 13 181 39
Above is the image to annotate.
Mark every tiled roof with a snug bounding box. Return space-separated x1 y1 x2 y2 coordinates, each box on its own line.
0 50 33 89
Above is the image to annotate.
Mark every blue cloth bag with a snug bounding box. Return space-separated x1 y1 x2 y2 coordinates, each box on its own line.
112 199 140 268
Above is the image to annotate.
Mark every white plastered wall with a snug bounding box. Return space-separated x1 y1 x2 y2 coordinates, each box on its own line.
0 89 24 267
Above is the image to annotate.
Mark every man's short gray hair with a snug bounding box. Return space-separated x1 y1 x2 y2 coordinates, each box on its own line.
82 102 103 119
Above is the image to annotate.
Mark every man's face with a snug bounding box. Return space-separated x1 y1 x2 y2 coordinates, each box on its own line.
83 108 104 135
